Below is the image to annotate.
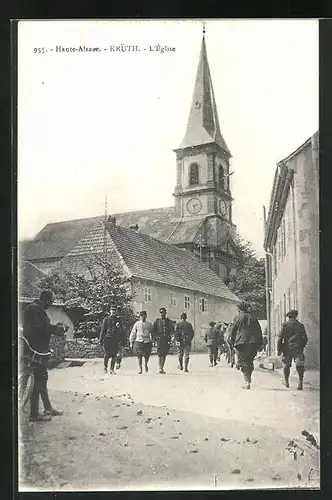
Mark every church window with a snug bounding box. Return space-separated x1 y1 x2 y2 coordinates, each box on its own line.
169 292 177 307
184 296 190 309
189 163 199 185
144 287 152 302
199 298 208 312
218 165 225 190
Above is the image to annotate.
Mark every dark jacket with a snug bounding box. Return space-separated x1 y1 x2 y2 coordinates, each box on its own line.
229 312 263 349
174 320 194 346
277 318 307 355
204 327 218 346
152 318 174 345
100 314 125 345
23 300 60 353
215 325 226 346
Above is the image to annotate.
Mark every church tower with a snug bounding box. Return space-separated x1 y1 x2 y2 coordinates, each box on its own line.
173 31 239 281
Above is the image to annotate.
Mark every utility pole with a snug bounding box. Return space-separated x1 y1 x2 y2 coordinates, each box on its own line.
103 193 108 282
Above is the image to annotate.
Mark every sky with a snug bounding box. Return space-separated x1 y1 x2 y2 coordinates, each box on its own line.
17 19 318 255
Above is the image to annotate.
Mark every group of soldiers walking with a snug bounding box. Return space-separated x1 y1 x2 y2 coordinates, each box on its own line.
20 290 309 423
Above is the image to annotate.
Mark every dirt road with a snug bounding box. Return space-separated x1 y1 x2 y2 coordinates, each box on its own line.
19 354 320 491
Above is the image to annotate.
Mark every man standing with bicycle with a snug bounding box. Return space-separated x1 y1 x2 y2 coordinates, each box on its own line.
22 290 64 422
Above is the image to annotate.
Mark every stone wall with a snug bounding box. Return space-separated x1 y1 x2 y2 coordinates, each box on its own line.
66 338 105 359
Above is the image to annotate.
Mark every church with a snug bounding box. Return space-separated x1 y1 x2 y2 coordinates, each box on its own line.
21 34 240 282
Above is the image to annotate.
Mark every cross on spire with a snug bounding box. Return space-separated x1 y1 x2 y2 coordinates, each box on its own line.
202 22 206 35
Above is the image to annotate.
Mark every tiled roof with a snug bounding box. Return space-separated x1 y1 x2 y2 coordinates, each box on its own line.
165 217 205 245
20 216 102 260
20 208 179 261
18 260 64 305
19 207 205 262
107 224 239 301
54 223 238 301
18 260 47 299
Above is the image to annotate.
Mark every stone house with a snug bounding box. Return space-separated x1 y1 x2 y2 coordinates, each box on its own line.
263 132 319 368
54 219 240 350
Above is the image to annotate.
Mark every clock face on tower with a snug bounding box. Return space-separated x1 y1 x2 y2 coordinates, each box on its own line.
187 197 202 215
219 199 227 217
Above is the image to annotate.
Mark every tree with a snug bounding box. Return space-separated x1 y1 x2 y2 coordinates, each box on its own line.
37 255 137 338
226 235 266 319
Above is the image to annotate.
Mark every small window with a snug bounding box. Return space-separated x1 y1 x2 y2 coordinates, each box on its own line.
169 292 177 307
189 163 199 185
144 287 152 303
184 296 190 309
218 165 225 190
199 298 208 312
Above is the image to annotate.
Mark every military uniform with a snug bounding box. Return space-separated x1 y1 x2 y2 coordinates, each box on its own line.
229 309 263 388
204 323 219 366
152 311 174 374
23 297 63 421
174 318 194 371
100 313 125 374
277 314 307 389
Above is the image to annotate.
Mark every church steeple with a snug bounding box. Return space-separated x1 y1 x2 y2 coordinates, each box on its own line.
178 34 231 156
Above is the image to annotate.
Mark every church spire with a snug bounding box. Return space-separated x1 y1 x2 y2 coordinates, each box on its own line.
178 33 231 156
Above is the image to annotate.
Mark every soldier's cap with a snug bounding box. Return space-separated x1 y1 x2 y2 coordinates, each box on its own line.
180 312 187 319
159 307 166 313
140 310 147 316
116 305 122 310
286 309 298 318
209 321 216 327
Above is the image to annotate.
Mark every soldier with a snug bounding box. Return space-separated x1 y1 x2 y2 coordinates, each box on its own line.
204 321 219 367
100 305 125 374
174 312 195 372
229 302 263 389
277 309 308 390
129 310 153 374
23 290 64 422
152 307 174 374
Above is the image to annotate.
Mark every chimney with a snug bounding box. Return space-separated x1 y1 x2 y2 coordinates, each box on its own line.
130 224 139 231
107 216 116 226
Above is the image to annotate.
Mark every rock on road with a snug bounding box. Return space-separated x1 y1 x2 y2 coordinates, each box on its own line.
19 353 320 491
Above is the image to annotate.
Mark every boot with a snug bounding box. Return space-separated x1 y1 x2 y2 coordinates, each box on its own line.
44 407 63 416
209 354 213 367
178 356 183 370
296 365 304 390
242 371 251 389
158 356 165 374
184 358 189 372
144 358 149 373
283 366 290 388
138 358 143 374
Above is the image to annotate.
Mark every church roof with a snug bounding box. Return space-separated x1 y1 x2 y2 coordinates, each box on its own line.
56 223 239 302
20 208 207 262
20 207 177 261
177 36 231 155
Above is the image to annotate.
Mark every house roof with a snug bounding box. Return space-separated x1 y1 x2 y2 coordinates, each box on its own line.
56 223 239 302
18 260 64 305
176 36 231 156
19 207 207 262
